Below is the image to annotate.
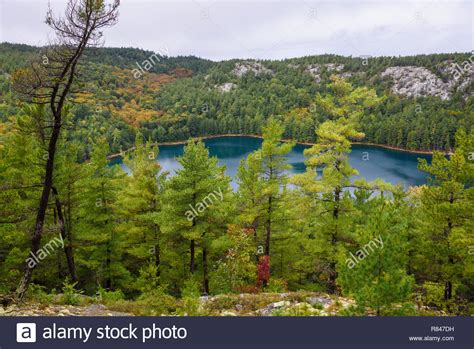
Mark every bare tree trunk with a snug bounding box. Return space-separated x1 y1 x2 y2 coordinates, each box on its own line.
15 122 61 301
190 192 197 274
154 243 160 277
202 246 209 294
329 186 341 294
190 240 195 273
52 186 77 282
251 218 259 263
444 281 452 301
12 0 119 302
264 195 272 256
53 207 63 279
105 240 111 290
154 223 160 277
444 192 454 301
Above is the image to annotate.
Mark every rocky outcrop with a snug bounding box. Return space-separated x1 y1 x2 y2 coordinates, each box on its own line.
340 72 353 79
0 303 132 316
199 291 354 316
305 64 322 82
256 300 291 315
217 82 237 93
254 295 354 316
381 66 451 100
381 63 473 100
305 63 345 82
438 60 473 98
232 61 273 77
325 63 344 72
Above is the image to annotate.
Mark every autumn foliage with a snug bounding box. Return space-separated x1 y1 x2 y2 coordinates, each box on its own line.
257 255 270 287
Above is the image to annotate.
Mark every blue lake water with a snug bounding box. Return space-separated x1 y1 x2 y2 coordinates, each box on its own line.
112 136 431 189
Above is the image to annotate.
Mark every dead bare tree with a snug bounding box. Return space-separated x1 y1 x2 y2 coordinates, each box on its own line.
11 0 120 302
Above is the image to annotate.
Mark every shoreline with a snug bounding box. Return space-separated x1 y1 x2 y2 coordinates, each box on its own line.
108 133 438 159
350 142 437 155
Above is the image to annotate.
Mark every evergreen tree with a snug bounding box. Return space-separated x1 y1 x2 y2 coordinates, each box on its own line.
115 133 166 285
236 119 296 287
53 138 85 283
416 129 474 310
257 119 295 259
161 139 232 294
337 196 415 315
293 77 382 293
75 140 128 291
11 0 120 301
0 106 44 292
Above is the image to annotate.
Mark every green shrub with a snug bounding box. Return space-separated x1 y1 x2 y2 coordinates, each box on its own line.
135 262 161 294
181 278 201 298
176 278 203 315
265 278 288 293
136 292 177 315
96 286 125 303
61 279 84 305
26 284 54 304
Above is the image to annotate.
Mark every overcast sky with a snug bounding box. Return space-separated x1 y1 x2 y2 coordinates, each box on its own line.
0 0 472 61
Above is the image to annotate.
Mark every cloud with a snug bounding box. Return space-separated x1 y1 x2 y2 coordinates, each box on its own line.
0 0 472 60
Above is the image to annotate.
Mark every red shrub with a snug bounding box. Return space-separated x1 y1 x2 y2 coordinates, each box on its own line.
257 255 270 287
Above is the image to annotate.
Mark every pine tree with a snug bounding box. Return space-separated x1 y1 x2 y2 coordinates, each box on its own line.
0 105 86 292
0 106 45 292
53 138 85 283
161 139 232 294
292 77 383 293
75 139 128 290
258 119 295 259
115 133 166 283
337 196 414 315
237 119 294 262
417 129 474 309
11 0 120 301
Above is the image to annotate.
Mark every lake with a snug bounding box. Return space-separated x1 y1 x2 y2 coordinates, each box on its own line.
113 136 431 189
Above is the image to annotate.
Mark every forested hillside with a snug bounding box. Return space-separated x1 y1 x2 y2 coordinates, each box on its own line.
1 43 472 158
1 72 473 315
